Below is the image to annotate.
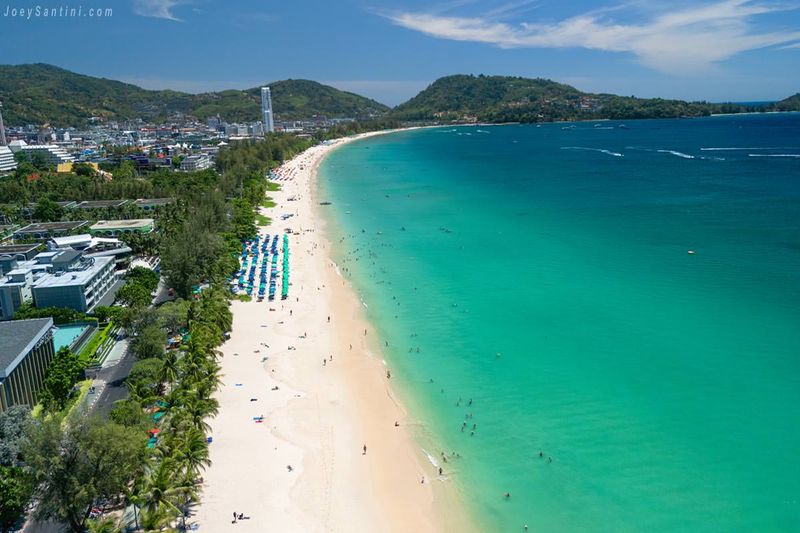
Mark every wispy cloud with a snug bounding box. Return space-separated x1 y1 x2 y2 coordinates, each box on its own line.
383 0 800 74
132 0 186 21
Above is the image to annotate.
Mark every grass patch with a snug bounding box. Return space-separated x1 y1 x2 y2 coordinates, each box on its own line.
236 294 252 302
266 181 281 192
79 321 114 365
254 213 271 226
262 197 277 209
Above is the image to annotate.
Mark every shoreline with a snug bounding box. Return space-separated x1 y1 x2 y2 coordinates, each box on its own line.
195 129 475 532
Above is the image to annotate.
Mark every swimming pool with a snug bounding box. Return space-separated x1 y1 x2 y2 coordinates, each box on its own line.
52 323 91 352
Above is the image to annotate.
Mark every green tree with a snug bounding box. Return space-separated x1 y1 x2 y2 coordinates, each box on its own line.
39 347 82 412
92 305 128 325
156 299 190 334
112 160 136 180
33 197 65 222
115 282 152 308
0 406 31 467
126 267 160 293
23 417 146 533
85 516 122 533
130 325 165 359
109 399 151 430
0 465 33 532
71 162 97 177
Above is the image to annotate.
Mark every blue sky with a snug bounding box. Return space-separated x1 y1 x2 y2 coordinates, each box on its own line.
2 0 799 105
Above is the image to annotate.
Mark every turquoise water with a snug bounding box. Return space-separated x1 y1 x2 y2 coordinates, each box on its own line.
53 323 89 352
318 114 800 531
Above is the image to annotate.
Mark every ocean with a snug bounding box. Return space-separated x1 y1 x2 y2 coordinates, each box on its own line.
318 114 800 531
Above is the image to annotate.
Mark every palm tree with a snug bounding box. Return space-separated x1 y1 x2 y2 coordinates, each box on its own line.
86 516 122 533
139 459 184 525
159 350 180 390
174 427 211 477
138 506 174 533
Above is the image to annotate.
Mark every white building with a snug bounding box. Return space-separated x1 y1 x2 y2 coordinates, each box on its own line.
180 154 212 172
32 255 116 312
0 249 117 318
8 140 75 165
261 87 275 133
0 146 16 173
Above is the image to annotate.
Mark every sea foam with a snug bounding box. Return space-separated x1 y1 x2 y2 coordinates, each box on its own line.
561 146 623 157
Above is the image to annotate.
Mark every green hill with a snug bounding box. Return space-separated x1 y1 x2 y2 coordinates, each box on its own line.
774 93 800 111
392 74 795 122
0 64 390 126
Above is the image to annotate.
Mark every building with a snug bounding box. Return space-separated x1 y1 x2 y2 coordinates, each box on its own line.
49 234 132 265
8 140 75 165
0 224 18 241
89 218 154 236
133 198 174 211
32 255 116 312
0 248 119 318
0 146 16 173
0 244 41 263
0 101 7 147
0 318 56 412
0 267 34 320
180 154 212 171
56 161 99 173
261 87 275 133
249 122 264 137
73 200 129 210
13 221 89 241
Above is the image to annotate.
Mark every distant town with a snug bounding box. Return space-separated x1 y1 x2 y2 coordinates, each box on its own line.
0 87 364 177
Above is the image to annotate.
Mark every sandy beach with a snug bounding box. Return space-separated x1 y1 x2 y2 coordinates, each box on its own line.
194 131 471 532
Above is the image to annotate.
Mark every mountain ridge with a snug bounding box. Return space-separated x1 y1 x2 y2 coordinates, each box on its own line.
0 63 389 126
0 65 796 127
392 74 800 122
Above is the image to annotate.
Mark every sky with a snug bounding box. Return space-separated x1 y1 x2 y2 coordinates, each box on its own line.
2 0 799 105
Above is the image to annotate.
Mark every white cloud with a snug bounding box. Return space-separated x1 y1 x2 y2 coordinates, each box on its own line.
384 0 800 74
132 0 185 21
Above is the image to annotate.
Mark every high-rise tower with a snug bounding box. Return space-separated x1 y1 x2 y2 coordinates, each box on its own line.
260 87 274 134
0 102 7 146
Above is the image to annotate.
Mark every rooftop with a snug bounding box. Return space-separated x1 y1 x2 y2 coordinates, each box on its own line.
90 219 154 230
0 244 41 254
0 318 54 377
74 200 129 209
15 221 89 234
33 256 114 288
133 198 174 207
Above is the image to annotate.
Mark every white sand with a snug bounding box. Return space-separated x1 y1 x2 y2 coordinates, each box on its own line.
194 132 472 532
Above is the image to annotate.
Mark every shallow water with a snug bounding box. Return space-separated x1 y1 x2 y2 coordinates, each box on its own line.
319 114 800 531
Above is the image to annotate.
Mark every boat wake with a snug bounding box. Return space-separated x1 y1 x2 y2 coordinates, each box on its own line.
748 154 800 158
701 147 797 151
561 146 623 157
657 149 694 159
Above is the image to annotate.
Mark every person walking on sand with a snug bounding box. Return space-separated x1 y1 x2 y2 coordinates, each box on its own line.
363 444 367 455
